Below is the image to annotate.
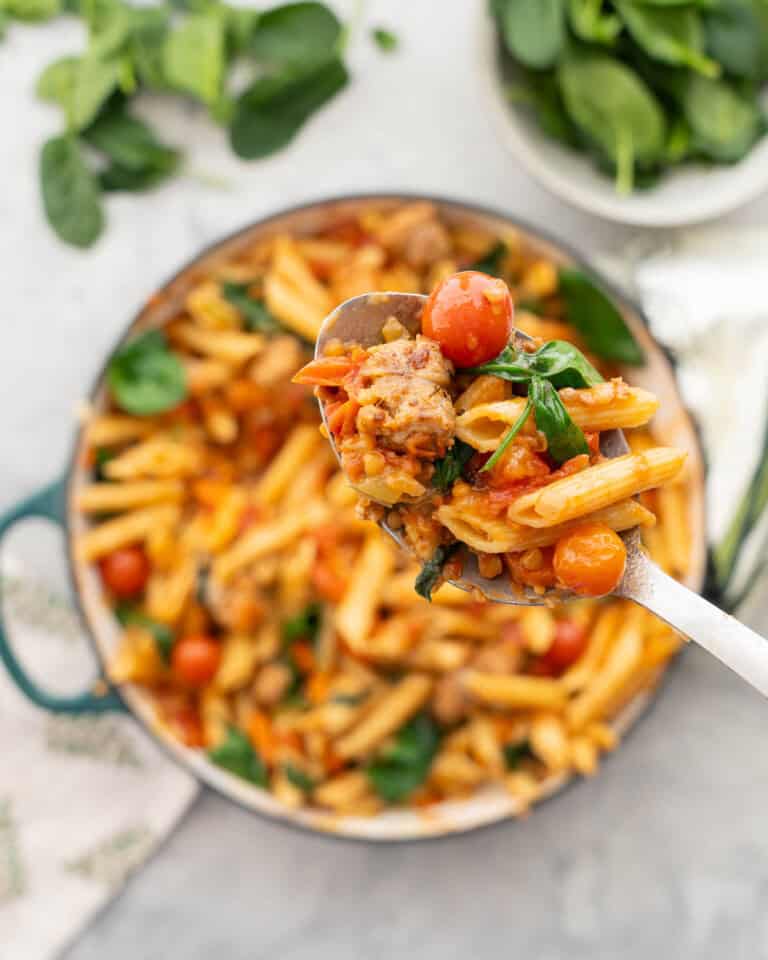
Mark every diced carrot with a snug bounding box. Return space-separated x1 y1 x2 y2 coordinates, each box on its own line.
226 379 267 412
307 671 331 705
174 706 205 748
193 479 231 507
291 641 316 674
248 710 276 765
312 563 347 602
324 743 347 774
292 357 359 386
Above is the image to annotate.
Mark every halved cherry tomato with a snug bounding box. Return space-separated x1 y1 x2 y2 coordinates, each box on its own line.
172 634 221 687
553 522 627 597
538 620 588 674
99 545 150 598
422 270 514 367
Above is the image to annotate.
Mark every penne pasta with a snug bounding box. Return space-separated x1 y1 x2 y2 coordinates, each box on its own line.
76 481 183 513
335 534 396 648
507 449 686 528
170 322 265 364
334 674 433 759
77 504 179 561
437 499 655 554
462 672 567 710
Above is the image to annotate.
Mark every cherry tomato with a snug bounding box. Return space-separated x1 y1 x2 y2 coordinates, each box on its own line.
422 271 513 367
539 620 588 673
99 545 150 598
172 634 221 687
553 522 627 597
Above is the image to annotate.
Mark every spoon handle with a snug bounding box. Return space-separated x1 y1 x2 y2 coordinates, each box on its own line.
621 558 768 696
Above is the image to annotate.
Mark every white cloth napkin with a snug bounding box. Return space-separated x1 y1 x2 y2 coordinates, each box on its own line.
1 226 766 960
0 549 198 960
597 227 768 602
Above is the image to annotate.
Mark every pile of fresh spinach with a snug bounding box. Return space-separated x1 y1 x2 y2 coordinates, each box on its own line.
492 0 768 192
5 1 355 247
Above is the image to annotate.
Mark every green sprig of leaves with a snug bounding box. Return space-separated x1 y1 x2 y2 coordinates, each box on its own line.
470 339 602 467
27 0 350 247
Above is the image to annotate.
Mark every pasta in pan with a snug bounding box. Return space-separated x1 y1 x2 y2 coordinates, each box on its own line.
76 203 693 817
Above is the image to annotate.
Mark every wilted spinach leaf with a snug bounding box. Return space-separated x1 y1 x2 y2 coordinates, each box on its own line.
503 739 533 769
230 55 348 159
366 714 440 803
220 280 282 333
414 543 460 602
107 329 187 415
115 603 174 662
283 763 315 792
530 375 589 464
40 135 104 247
209 728 268 786
282 602 322 645
432 439 475 492
469 240 507 278
558 268 645 365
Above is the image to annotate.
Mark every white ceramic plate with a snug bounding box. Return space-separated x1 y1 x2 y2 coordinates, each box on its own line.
476 9 768 227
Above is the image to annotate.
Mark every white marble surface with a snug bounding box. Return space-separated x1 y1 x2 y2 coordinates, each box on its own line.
3 0 768 957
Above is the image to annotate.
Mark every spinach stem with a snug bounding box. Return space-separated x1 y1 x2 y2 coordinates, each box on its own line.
481 395 533 473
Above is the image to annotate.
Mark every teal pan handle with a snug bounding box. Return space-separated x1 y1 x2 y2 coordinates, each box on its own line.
0 478 125 713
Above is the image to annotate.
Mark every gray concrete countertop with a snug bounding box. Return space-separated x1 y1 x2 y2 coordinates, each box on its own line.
2 1 768 957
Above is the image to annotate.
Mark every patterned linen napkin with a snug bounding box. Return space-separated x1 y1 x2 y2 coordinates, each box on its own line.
0 550 198 960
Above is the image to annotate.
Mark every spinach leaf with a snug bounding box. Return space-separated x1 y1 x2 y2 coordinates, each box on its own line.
220 280 282 333
468 339 604 387
497 0 566 69
107 329 187 415
469 241 507 278
558 54 666 194
508 70 581 148
223 3 259 55
558 268 645 365
414 543 459 602
282 602 322 645
283 763 315 792
530 375 589 464
84 103 180 181
208 728 268 786
130 5 171 89
432 439 475 491
372 26 398 52
163 10 224 107
250 1 341 70
615 1 720 77
37 56 80 106
680 73 762 162
366 714 440 803
0 10 7 35
115 603 174 662
93 447 116 480
1 0 58 21
704 0 768 81
568 0 621 47
503 739 533 769
68 53 121 131
230 56 348 159
40 135 104 248
481 395 532 473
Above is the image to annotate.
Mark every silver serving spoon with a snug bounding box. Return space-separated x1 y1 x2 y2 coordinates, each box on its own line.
316 292 768 696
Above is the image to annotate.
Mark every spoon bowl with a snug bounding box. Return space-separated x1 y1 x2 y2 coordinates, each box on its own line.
315 291 631 606
315 291 768 697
